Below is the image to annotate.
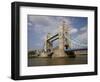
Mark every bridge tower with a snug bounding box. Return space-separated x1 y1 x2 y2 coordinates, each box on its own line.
44 33 53 56
58 21 70 57
43 20 72 57
63 21 71 49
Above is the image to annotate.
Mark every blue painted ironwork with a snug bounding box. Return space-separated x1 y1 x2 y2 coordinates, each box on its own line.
64 48 87 52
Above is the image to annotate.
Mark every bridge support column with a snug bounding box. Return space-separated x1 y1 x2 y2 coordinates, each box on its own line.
58 22 67 57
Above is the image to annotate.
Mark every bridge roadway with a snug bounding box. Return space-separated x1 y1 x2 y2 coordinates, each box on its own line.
64 48 87 52
47 33 59 42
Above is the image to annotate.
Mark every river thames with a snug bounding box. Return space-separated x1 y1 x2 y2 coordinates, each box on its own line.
28 54 87 66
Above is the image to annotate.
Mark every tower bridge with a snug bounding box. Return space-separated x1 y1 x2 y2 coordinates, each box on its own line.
40 20 87 57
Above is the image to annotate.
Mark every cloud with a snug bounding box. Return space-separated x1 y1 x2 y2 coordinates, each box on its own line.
28 15 72 37
28 22 32 26
70 27 78 34
76 31 87 43
78 26 87 44
80 26 87 31
70 25 88 48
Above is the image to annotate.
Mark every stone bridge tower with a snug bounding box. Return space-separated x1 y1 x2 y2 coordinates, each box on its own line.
58 21 70 57
43 20 71 57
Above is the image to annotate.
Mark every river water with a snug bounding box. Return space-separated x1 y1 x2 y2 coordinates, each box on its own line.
28 55 87 66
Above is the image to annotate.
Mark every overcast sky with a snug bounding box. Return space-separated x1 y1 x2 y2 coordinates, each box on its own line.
28 15 87 51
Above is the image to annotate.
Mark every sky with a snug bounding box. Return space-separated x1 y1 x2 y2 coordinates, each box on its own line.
28 15 88 51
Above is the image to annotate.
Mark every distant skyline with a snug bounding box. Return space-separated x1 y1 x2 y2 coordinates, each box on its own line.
28 15 88 51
